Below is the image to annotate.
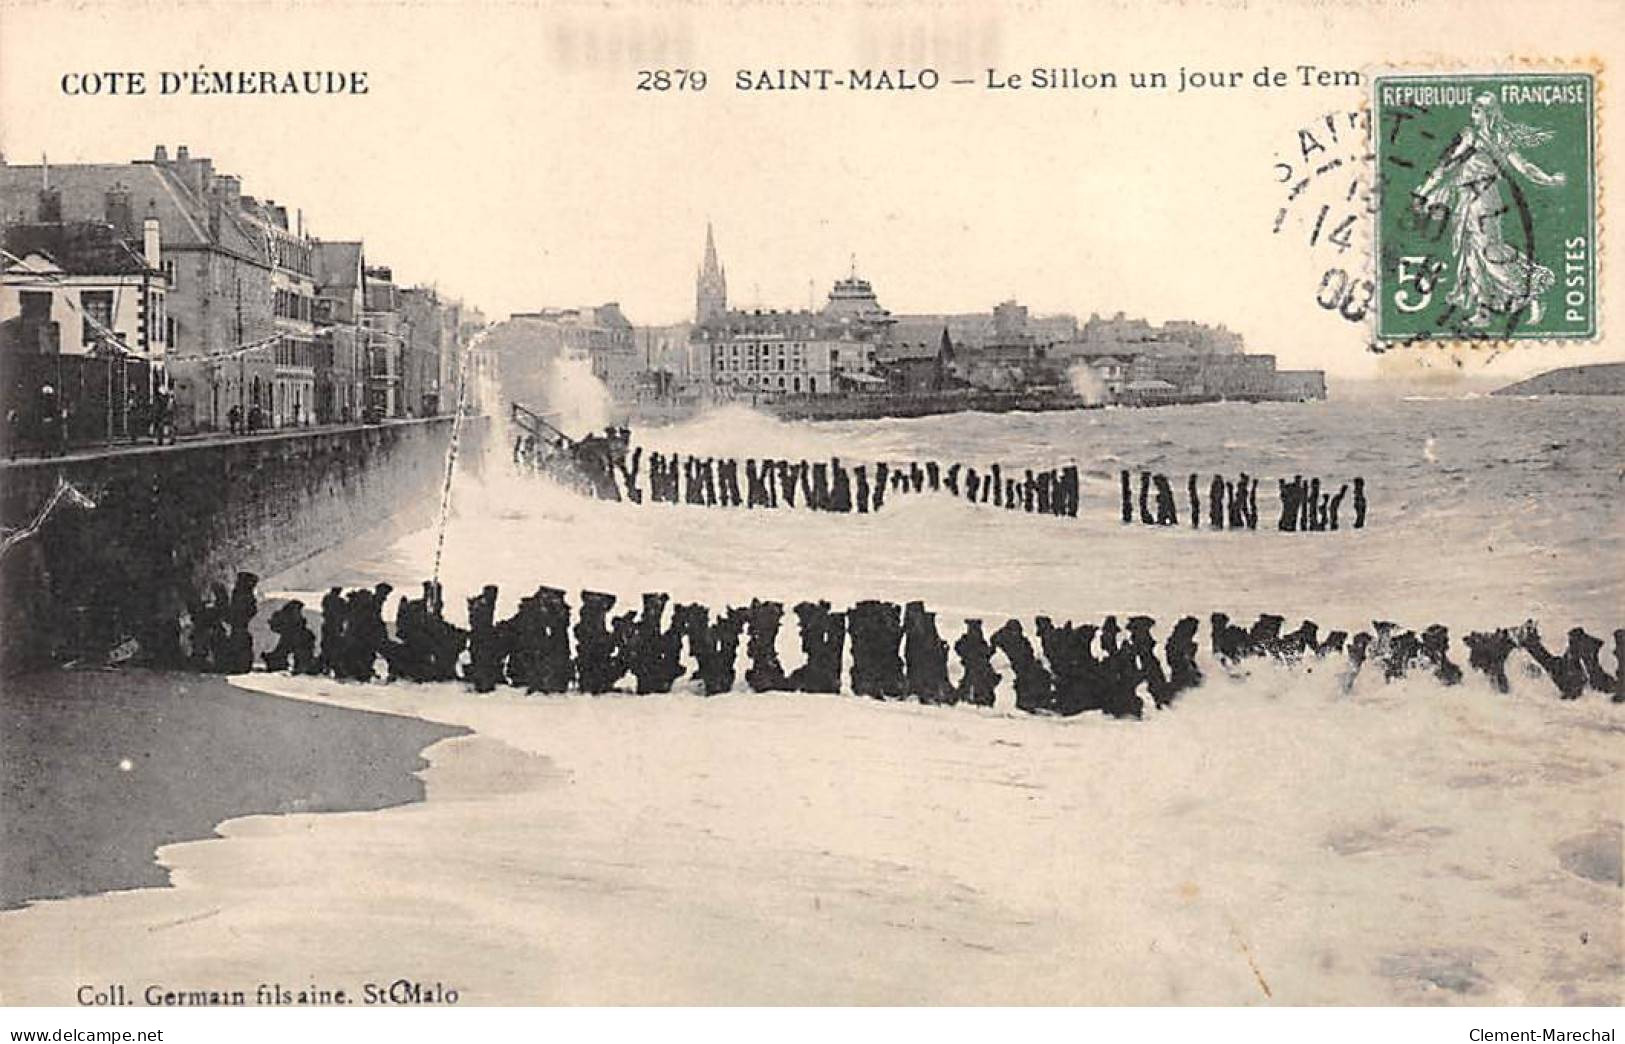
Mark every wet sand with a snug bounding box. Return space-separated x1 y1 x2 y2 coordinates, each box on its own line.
0 668 465 910
1 667 1618 1006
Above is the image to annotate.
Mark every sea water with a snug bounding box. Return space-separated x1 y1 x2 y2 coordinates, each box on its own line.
311 395 1624 639
4 397 1617 1005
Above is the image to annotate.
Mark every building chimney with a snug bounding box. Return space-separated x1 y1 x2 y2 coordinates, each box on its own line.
153 145 169 163
211 174 241 209
169 147 212 195
143 216 161 270
105 182 133 235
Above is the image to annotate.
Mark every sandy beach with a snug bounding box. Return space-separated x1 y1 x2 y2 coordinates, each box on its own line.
0 668 464 911
1 662 1619 1006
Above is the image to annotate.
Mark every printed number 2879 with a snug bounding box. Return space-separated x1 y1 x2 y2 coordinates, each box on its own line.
637 69 708 91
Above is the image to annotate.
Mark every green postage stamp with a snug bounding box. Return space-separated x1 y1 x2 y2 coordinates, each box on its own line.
1374 72 1596 342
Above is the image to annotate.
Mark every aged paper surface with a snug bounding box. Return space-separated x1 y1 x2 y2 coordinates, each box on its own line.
0 0 1620 1010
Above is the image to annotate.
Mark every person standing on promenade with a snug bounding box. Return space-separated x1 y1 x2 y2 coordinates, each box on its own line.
37 384 60 457
152 386 175 445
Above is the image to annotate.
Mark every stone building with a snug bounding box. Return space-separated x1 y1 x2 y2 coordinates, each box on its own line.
362 266 403 417
693 308 879 397
313 241 366 424
0 212 174 444
239 195 317 426
458 306 490 412
1 216 167 360
687 249 900 398
683 229 893 398
1266 369 1327 401
1160 319 1244 354
634 322 695 375
363 282 468 417
889 300 1077 354
399 287 444 416
0 147 281 432
2 146 482 430
437 297 464 411
1066 312 1244 358
877 327 959 395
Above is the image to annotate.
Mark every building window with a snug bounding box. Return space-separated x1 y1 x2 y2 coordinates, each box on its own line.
162 259 177 288
80 290 114 345
19 290 51 322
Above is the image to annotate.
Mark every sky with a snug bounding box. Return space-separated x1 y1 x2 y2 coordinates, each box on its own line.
2 0 1622 380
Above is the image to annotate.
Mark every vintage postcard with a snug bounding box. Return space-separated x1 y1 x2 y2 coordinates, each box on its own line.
0 0 1621 1025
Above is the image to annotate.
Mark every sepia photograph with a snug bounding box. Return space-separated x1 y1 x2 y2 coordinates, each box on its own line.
0 0 1620 1033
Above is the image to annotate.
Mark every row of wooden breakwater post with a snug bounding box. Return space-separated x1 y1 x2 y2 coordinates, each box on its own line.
528 441 1367 531
1121 471 1367 531
138 574 1622 717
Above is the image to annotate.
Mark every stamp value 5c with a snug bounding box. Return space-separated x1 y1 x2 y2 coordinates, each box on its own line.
1375 72 1596 342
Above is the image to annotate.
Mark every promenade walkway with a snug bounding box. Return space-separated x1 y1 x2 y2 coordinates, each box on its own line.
0 418 428 470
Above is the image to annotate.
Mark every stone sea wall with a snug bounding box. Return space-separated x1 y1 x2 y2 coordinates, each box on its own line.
0 417 485 672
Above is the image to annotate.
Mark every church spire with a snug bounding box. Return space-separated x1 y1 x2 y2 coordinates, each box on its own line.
696 222 727 323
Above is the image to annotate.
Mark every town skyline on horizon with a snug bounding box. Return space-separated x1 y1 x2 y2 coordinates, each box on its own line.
0 150 1249 338
1 144 1599 396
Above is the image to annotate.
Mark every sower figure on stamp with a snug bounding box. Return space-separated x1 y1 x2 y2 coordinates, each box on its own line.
1415 93 1566 328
